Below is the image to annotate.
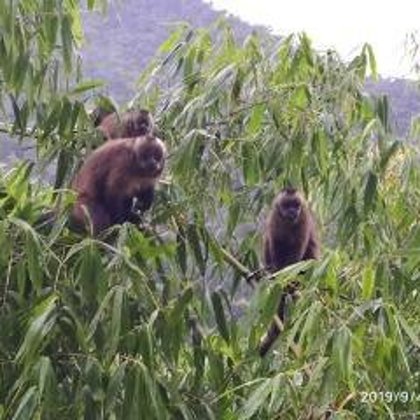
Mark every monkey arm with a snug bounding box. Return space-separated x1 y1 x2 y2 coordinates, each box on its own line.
134 186 155 212
302 232 320 260
125 203 142 225
70 199 112 235
270 242 298 271
263 237 275 272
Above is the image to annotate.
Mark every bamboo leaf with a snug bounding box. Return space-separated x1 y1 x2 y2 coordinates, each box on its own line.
397 314 420 348
365 43 377 79
11 386 37 420
108 286 124 359
70 79 104 94
106 362 127 416
363 171 378 214
61 14 73 72
211 290 230 343
238 379 272 420
361 264 375 300
15 294 59 363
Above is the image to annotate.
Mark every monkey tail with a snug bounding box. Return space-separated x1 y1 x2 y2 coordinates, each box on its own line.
259 314 284 357
258 282 300 357
258 293 287 357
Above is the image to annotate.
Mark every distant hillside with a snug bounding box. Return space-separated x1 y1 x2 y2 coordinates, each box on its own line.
82 0 420 135
365 78 420 137
2 0 266 164
82 0 420 137
81 0 268 102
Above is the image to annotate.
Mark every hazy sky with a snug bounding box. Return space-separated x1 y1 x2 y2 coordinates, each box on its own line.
206 0 420 78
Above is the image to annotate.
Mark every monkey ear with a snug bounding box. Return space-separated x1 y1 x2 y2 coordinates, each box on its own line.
90 95 118 126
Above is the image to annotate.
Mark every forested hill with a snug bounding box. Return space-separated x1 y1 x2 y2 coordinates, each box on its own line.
81 0 268 102
2 0 419 165
365 77 420 137
81 0 420 137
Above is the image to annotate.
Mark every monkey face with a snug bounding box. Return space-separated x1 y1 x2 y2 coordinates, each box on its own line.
128 116 150 136
277 198 302 223
126 110 153 137
137 146 164 176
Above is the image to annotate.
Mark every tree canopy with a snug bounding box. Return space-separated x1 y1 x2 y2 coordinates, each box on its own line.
1 2 420 419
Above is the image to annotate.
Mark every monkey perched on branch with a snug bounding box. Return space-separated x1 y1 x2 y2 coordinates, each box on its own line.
70 134 166 235
36 110 161 234
259 187 320 356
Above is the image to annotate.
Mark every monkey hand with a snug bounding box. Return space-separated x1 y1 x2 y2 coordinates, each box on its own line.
245 268 269 287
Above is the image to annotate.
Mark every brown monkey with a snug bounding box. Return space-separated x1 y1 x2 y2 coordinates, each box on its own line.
96 108 158 220
259 187 320 356
96 109 155 140
70 134 166 235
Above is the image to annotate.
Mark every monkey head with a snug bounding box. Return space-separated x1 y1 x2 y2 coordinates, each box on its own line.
97 109 155 140
126 110 154 136
275 188 303 224
135 135 166 177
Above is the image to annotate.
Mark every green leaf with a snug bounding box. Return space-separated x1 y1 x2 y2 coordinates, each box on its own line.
11 386 37 420
70 79 105 94
36 356 57 403
291 85 310 109
397 314 420 348
13 53 29 93
364 43 377 79
247 104 265 135
186 223 205 275
333 326 353 383
361 264 375 300
176 227 187 274
363 171 378 214
15 294 59 363
108 287 124 359
61 14 73 72
238 379 272 420
88 287 119 341
105 362 127 415
159 24 190 53
211 291 230 343
379 140 400 172
25 232 44 293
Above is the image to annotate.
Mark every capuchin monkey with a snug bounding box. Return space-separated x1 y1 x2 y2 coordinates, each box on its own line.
95 108 158 217
259 187 320 356
70 134 166 235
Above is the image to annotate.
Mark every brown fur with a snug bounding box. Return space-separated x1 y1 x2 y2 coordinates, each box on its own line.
70 135 166 235
259 188 320 356
97 109 155 140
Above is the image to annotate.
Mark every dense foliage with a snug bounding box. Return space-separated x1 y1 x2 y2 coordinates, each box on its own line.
1 2 420 419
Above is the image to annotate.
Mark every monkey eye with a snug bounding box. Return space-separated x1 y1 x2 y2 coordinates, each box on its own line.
287 200 300 210
289 204 300 211
152 151 162 161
